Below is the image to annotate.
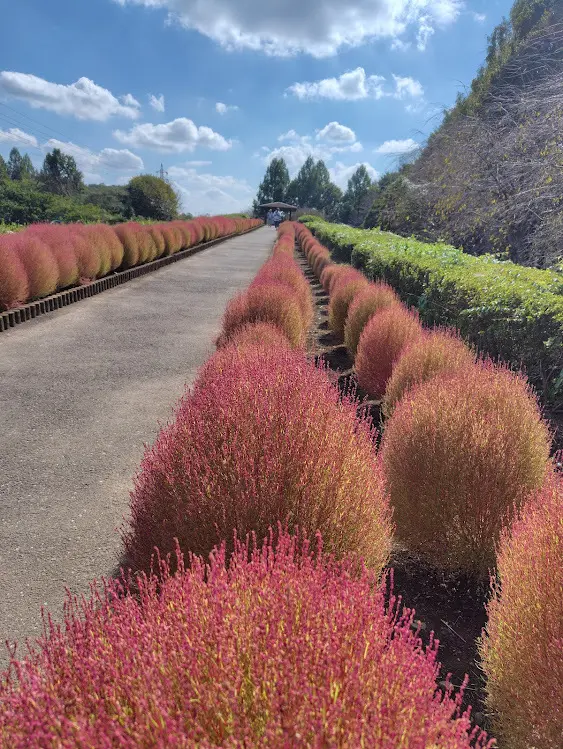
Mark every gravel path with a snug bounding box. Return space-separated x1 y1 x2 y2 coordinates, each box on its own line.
0 227 274 664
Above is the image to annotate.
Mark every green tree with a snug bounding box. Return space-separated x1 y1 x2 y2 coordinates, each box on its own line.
339 165 373 226
7 148 24 180
254 158 290 208
0 154 8 180
126 174 179 220
321 182 343 221
82 184 128 217
20 154 36 181
39 148 84 196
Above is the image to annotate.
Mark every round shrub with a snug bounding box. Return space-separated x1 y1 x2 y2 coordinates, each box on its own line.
12 234 59 299
320 264 353 294
147 226 166 259
26 225 79 289
383 329 476 417
356 305 423 399
253 256 314 331
329 276 369 339
380 362 551 576
75 225 112 276
0 240 29 309
217 321 293 351
480 476 563 748
124 345 392 574
96 225 125 270
67 229 102 281
344 282 400 357
220 283 305 348
113 223 140 268
0 531 492 749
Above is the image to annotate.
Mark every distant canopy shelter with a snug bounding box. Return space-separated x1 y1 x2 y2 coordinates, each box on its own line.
258 202 297 220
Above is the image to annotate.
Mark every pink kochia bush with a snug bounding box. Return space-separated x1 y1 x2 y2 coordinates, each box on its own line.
0 241 29 310
124 345 392 575
0 532 492 748
381 362 551 576
356 305 423 399
0 217 261 309
217 321 293 351
480 475 563 748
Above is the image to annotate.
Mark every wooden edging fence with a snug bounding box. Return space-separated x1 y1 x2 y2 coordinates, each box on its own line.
0 225 262 335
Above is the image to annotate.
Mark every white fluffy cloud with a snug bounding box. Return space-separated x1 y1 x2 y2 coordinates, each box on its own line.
375 137 419 154
264 123 363 174
0 72 141 121
113 117 232 153
0 127 39 148
288 67 424 102
170 163 252 215
149 94 165 112
329 161 380 189
316 122 356 143
113 0 463 57
472 12 486 22
215 102 239 115
43 138 144 181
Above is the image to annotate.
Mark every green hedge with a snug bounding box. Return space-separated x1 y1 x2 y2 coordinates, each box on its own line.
300 217 563 408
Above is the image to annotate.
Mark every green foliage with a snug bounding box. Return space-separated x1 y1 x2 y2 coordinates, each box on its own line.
254 158 290 208
39 148 84 197
0 178 111 224
126 175 179 221
7 148 36 181
300 217 563 407
0 155 7 180
82 184 129 217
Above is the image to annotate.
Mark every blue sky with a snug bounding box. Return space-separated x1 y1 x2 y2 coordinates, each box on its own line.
0 0 513 215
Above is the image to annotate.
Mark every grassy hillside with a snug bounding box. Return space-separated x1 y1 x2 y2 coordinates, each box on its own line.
367 0 563 269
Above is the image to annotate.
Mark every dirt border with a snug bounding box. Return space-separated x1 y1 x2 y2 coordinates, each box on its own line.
0 225 262 335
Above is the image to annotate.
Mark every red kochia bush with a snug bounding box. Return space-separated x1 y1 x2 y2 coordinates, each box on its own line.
356 305 423 399
219 283 305 348
0 532 492 749
480 476 563 748
0 241 29 309
328 274 369 339
345 281 401 356
383 328 476 417
10 234 59 299
113 223 141 267
216 321 292 351
124 345 392 574
26 224 80 289
253 255 314 331
381 362 551 576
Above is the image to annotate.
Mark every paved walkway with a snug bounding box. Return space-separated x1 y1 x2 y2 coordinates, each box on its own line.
0 227 274 663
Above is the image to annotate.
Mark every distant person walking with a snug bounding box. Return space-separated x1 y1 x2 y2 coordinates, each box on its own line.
273 209 284 229
266 208 275 228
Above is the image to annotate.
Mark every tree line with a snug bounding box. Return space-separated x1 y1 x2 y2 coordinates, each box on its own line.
253 156 377 227
0 146 189 225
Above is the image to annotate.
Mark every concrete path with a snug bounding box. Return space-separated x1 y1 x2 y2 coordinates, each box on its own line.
0 227 274 664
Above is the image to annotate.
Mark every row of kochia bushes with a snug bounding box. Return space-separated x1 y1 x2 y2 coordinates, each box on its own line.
0 216 262 310
295 220 561 749
299 216 563 409
1 222 494 748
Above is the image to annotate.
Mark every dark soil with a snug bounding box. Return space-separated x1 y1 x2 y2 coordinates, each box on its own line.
297 250 493 735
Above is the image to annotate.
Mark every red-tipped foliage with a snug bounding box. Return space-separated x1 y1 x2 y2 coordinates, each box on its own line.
0 240 29 309
320 264 353 294
356 305 423 399
0 531 491 748
216 321 293 351
74 225 112 276
480 475 563 748
125 345 392 574
147 226 166 259
381 361 551 576
329 275 369 339
220 282 305 348
113 223 141 268
26 224 79 289
95 224 125 270
253 255 314 331
345 282 401 356
9 234 59 299
383 328 476 417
